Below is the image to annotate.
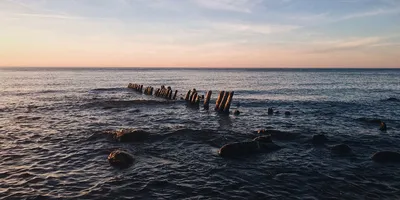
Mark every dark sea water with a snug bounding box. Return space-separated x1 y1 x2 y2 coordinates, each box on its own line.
1 68 400 200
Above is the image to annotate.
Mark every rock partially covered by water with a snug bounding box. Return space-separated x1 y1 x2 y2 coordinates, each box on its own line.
312 134 328 145
258 129 300 140
106 129 150 142
218 136 280 158
284 111 291 116
382 97 400 102
372 151 400 163
108 150 134 168
379 122 387 132
233 110 241 116
331 144 352 155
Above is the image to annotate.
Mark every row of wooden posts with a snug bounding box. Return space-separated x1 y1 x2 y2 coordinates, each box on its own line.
154 85 178 100
184 89 234 113
128 83 234 114
128 83 143 93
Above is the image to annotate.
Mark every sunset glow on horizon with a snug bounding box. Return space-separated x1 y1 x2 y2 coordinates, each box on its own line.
1 0 400 68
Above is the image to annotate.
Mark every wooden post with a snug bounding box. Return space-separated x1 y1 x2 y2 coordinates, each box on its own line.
191 92 198 104
218 92 229 112
195 95 200 105
189 89 196 102
204 90 212 110
167 89 172 99
215 91 225 110
173 90 178 100
223 91 234 113
185 90 191 101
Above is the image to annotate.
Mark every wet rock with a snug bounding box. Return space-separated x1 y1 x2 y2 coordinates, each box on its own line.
312 134 328 145
107 129 150 142
218 136 280 158
379 122 387 132
233 110 241 116
268 108 274 115
284 111 291 116
258 129 300 140
108 150 134 168
382 97 400 102
331 144 352 155
372 151 400 163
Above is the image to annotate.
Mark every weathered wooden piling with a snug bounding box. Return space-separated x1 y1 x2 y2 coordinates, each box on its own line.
173 90 178 100
185 90 191 101
204 90 212 110
215 91 225 111
223 91 234 113
218 92 230 112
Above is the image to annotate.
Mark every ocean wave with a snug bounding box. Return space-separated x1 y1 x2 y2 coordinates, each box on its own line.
83 99 176 109
90 87 128 92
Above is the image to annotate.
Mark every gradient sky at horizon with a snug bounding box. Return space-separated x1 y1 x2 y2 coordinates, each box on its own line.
1 0 400 68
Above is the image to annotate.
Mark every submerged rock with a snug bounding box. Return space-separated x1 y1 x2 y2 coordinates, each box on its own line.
233 110 241 116
379 122 387 132
108 150 134 168
382 97 400 102
372 151 400 163
268 108 274 115
218 135 280 158
106 129 150 142
331 144 352 155
258 129 300 140
284 111 291 116
312 134 328 145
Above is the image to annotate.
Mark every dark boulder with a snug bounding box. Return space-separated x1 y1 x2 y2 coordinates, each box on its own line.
331 144 352 155
233 110 241 116
258 129 300 140
107 129 150 142
218 136 280 158
372 151 400 163
312 134 328 145
108 150 134 168
379 122 387 132
268 108 274 115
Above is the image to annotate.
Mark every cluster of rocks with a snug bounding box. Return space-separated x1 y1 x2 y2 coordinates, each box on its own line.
105 122 398 169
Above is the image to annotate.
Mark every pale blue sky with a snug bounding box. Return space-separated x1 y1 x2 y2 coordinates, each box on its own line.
1 0 399 67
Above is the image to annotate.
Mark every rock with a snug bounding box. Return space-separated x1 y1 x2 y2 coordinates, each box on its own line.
379 122 387 131
312 134 328 145
331 144 352 155
383 97 400 102
233 110 241 116
372 151 400 163
284 111 291 116
108 150 134 168
253 135 272 143
107 129 150 142
258 129 299 140
268 108 274 115
218 136 280 158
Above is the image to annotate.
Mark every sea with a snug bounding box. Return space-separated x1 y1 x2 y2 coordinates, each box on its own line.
0 68 399 200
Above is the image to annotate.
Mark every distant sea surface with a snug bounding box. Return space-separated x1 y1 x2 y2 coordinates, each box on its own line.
1 68 400 200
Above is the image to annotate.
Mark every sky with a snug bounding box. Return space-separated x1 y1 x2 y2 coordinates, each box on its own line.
0 0 400 68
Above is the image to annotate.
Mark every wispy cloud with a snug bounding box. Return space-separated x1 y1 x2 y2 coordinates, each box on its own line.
308 37 384 53
192 0 263 13
337 8 400 21
210 22 299 35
